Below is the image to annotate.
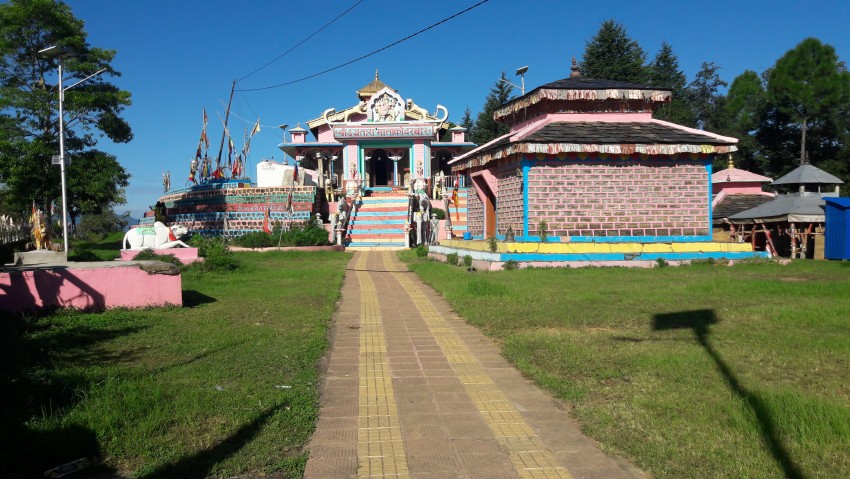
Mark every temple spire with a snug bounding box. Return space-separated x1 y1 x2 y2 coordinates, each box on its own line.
570 56 581 78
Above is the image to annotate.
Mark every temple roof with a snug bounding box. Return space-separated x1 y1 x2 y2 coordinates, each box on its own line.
712 167 772 184
494 77 672 121
523 122 735 145
728 194 826 224
772 163 843 186
450 120 738 171
357 70 394 100
713 194 775 220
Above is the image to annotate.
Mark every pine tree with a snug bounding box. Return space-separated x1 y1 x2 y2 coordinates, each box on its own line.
767 37 850 165
460 107 474 141
471 73 513 145
647 41 695 126
686 62 728 132
581 19 647 83
725 70 768 172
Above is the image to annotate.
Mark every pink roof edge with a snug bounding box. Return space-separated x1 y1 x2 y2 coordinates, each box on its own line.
712 167 772 183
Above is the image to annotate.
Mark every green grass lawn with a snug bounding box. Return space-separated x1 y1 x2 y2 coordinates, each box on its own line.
0 250 350 478
67 231 125 261
399 252 850 479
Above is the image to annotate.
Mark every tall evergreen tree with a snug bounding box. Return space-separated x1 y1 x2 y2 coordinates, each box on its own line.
460 107 475 141
0 0 132 220
470 73 513 145
647 41 695 126
581 19 647 83
687 62 728 132
725 70 768 172
767 37 850 165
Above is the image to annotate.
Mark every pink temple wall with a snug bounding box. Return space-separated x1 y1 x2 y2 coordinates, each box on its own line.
527 159 709 237
1 265 182 312
413 141 426 176
316 125 335 143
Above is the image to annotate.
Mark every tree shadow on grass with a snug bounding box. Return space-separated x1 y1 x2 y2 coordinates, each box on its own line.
0 311 146 477
653 310 806 479
138 404 284 479
182 290 216 308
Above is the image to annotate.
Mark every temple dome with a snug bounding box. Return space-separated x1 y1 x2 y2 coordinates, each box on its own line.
357 70 395 100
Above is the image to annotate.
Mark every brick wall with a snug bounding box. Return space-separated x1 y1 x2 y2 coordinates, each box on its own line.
527 159 709 237
467 188 483 236
494 163 523 235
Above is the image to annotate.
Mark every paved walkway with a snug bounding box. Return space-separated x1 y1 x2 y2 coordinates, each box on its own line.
304 251 644 479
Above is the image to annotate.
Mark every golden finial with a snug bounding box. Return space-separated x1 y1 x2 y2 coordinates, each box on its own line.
727 153 735 169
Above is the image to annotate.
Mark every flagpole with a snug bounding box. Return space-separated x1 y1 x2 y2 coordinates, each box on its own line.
216 80 236 171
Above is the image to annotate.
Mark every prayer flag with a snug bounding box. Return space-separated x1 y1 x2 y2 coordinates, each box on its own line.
250 118 261 137
292 161 298 180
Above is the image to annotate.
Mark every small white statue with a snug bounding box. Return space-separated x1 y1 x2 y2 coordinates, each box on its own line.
123 221 190 250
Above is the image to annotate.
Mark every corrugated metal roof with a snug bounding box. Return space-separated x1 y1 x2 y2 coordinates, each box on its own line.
728 194 826 223
772 164 843 185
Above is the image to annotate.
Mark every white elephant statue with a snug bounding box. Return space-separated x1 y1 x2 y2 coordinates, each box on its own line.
123 222 190 250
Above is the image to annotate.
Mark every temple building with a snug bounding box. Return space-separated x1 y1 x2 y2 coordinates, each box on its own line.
280 71 476 195
431 59 767 267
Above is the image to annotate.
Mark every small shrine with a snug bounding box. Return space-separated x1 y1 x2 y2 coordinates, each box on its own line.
728 163 843 258
711 157 774 238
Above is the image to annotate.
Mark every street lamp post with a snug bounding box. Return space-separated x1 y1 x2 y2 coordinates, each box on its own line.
39 46 105 258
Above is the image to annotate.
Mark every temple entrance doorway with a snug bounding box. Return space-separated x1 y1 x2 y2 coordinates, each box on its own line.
363 146 410 189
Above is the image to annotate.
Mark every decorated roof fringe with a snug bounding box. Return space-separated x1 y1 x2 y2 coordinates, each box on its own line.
451 142 737 171
494 88 672 120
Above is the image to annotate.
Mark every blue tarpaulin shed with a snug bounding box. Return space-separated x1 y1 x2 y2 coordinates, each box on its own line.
824 198 850 260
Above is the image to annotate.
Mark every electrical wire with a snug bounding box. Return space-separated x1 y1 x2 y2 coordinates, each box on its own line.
236 0 365 82
236 0 490 92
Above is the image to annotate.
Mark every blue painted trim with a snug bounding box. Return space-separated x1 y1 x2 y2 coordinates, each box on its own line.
522 156 532 237
567 235 713 243
705 158 713 234
496 251 770 262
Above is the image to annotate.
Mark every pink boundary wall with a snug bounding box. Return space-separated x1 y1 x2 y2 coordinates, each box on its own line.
120 248 202 264
0 264 182 312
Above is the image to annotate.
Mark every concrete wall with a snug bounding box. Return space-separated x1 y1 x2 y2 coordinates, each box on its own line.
527 158 709 238
1 264 182 312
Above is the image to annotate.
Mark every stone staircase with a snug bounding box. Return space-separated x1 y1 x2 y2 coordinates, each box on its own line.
345 193 410 250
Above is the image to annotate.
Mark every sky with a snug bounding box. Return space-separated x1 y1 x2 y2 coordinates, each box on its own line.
58 0 850 218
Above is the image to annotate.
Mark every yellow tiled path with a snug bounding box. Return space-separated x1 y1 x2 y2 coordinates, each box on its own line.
304 252 643 479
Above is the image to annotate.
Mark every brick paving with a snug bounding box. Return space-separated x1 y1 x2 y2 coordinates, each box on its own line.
304 251 644 479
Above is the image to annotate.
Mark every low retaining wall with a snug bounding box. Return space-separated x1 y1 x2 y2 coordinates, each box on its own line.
120 247 202 264
430 239 768 270
0 261 182 312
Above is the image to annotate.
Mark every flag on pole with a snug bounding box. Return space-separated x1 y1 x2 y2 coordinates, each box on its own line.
250 118 261 137
292 161 299 181
232 154 242 178
202 108 210 150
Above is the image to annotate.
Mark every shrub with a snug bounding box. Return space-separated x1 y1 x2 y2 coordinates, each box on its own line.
188 235 238 272
415 245 428 257
503 259 519 270
234 231 275 248
430 208 446 220
463 255 473 267
487 236 498 252
655 257 669 268
133 250 183 268
537 221 548 242
446 252 459 266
